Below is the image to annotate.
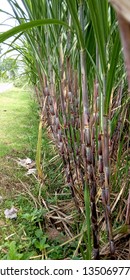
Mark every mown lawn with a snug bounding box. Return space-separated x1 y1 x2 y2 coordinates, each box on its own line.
0 88 38 157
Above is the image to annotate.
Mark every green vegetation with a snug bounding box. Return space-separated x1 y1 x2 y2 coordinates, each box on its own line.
0 0 129 260
0 58 18 80
0 88 38 157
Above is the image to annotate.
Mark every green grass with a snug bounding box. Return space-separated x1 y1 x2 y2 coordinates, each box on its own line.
0 87 39 157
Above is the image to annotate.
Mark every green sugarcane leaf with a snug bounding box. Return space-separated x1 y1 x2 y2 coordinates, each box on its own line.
66 0 85 50
0 19 71 43
86 0 107 73
105 31 121 113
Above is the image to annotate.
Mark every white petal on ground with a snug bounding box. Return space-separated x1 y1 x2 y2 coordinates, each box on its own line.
4 207 18 219
26 168 37 175
17 157 32 168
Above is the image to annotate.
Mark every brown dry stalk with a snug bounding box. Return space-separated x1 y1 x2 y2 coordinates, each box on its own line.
117 15 130 91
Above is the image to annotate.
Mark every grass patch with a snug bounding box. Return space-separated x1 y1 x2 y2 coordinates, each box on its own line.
0 87 39 157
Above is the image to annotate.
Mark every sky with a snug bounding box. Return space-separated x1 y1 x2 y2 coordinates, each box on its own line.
0 0 21 58
0 0 15 32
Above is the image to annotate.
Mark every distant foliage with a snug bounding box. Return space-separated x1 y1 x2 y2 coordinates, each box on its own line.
0 57 18 80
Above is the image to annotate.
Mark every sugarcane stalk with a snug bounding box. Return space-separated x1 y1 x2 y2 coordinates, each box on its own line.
99 104 115 256
34 85 42 108
103 115 115 255
59 22 85 208
46 74 77 203
79 0 99 259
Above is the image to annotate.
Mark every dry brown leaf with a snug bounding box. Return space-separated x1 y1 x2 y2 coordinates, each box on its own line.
109 0 130 22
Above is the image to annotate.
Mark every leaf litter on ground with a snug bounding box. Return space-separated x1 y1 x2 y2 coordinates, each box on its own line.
4 207 18 219
16 157 36 176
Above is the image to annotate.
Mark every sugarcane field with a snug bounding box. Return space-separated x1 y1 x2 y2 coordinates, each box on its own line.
0 0 130 261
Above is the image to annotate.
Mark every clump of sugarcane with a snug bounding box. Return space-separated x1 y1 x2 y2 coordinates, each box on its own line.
101 0 130 256
35 1 114 259
47 29 85 210
59 65 84 209
42 64 82 209
65 61 84 205
41 50 86 211
65 12 85 198
96 0 130 257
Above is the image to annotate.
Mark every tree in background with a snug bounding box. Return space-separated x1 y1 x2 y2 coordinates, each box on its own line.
0 57 18 80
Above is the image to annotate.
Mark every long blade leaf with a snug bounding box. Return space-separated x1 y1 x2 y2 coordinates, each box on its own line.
0 19 70 43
